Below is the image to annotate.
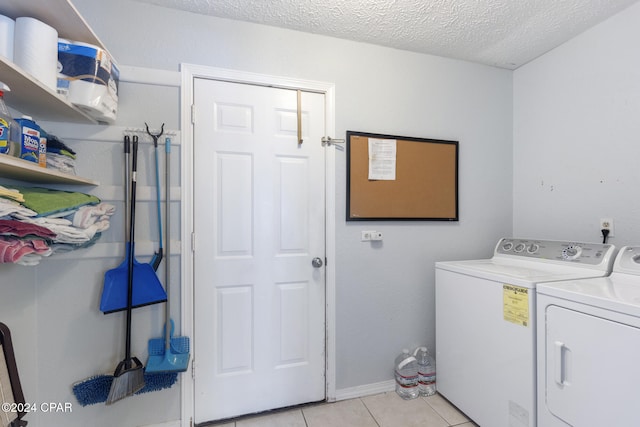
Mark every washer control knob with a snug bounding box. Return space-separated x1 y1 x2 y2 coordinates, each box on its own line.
514 243 526 253
527 244 539 254
502 242 514 251
562 245 582 260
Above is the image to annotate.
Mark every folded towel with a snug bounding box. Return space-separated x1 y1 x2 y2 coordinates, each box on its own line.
46 152 77 175
0 236 52 265
50 232 102 254
47 148 76 159
19 217 106 244
0 219 57 240
72 203 115 229
42 132 76 156
11 186 100 217
0 198 37 219
0 185 24 203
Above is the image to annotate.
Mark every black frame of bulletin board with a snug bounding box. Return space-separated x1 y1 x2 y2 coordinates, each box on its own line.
346 130 459 221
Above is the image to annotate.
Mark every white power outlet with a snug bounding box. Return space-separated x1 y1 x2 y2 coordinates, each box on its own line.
600 218 614 237
361 231 374 241
361 231 384 241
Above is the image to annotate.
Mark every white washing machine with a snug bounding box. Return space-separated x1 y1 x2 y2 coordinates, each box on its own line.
537 245 640 426
435 238 616 427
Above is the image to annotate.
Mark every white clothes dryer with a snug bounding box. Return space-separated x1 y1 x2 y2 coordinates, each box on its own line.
537 245 640 426
436 238 616 427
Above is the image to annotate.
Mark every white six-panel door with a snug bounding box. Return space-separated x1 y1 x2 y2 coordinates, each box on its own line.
192 78 326 423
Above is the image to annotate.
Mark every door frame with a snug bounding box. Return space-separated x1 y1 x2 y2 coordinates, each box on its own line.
179 64 337 426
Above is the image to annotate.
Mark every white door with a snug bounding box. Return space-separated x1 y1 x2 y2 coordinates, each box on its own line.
192 78 326 423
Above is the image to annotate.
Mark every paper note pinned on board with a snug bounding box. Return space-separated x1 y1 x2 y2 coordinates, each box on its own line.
368 138 397 180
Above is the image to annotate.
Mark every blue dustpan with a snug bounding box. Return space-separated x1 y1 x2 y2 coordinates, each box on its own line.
146 352 190 374
146 319 190 373
100 243 167 314
148 319 189 355
100 134 167 314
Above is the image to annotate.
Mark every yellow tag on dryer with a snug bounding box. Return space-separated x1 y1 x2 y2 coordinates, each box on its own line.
503 284 529 326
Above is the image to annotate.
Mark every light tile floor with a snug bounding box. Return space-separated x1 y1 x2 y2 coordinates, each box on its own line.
208 392 479 427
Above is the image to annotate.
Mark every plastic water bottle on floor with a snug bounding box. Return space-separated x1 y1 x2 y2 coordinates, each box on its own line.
394 349 419 399
414 346 436 396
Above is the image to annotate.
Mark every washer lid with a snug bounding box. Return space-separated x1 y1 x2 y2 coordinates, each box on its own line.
436 258 612 288
436 238 616 287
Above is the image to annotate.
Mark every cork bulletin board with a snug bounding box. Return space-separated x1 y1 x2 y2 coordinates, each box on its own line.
346 131 459 221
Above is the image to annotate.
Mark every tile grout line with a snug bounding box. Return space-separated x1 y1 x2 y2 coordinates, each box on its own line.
358 397 382 427
422 396 453 426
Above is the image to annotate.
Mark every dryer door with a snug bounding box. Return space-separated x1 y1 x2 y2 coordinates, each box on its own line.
544 305 640 425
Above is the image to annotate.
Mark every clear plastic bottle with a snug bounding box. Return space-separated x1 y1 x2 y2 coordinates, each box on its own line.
394 349 419 399
414 346 436 396
0 83 12 155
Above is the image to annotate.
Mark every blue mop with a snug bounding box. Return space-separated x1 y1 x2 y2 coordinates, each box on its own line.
72 372 178 406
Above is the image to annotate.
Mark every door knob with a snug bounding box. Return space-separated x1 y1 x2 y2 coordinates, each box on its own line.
312 257 323 268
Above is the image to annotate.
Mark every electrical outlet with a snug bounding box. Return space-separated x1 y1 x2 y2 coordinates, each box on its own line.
600 218 614 237
361 231 383 241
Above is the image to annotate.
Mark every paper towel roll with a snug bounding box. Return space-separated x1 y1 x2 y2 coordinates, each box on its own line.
0 15 14 61
13 17 58 91
57 39 119 123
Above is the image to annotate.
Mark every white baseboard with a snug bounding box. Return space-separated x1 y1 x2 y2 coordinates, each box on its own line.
334 379 395 401
138 421 180 427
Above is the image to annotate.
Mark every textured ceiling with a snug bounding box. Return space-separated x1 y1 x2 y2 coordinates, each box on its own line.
136 0 638 69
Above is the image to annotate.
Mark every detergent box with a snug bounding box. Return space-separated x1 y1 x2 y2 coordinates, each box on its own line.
14 116 45 167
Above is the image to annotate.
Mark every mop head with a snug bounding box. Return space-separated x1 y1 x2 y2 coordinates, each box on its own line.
73 371 178 406
72 374 112 406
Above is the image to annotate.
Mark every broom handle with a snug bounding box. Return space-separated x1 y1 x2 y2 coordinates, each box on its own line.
165 136 171 349
124 135 130 240
126 135 139 364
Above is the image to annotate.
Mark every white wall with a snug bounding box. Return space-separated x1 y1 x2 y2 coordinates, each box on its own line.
514 2 640 244
1 0 512 425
